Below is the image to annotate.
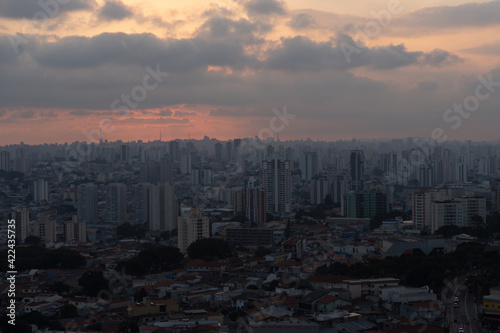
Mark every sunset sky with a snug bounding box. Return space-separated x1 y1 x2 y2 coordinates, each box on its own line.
1 0 500 144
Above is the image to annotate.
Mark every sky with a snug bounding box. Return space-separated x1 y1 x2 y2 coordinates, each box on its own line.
1 0 500 144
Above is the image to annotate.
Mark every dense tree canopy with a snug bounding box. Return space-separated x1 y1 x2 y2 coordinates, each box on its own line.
0 247 85 271
116 222 146 239
316 242 496 295
78 271 109 297
117 245 183 276
186 238 232 261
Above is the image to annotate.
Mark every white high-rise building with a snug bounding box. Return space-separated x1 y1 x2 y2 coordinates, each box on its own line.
148 183 178 231
431 197 486 233
178 209 209 252
105 183 127 223
77 183 98 223
412 188 450 231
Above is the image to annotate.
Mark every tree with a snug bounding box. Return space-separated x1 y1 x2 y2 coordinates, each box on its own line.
254 246 272 258
471 215 485 229
57 204 77 215
323 194 334 206
116 223 146 239
49 281 71 295
434 225 462 238
25 235 42 246
59 304 78 319
42 248 86 269
134 288 147 302
78 271 108 297
119 320 139 333
229 310 240 321
186 238 232 260
118 245 183 276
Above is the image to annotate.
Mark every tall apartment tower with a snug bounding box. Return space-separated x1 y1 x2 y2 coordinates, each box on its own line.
215 142 224 162
350 150 365 191
262 158 291 217
134 183 151 223
300 151 319 181
64 215 87 243
244 177 267 226
412 188 450 231
11 207 29 244
311 176 330 205
169 141 181 162
0 151 10 171
178 208 209 252
105 183 127 223
148 183 178 231
33 179 49 202
77 183 98 223
492 179 500 212
33 215 56 244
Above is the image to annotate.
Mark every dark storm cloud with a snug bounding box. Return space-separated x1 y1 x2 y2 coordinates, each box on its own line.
398 0 500 30
29 32 252 71
288 13 316 30
262 35 463 71
0 35 18 63
196 16 270 41
244 0 286 16
14 109 36 118
0 0 95 19
98 0 133 21
422 49 463 67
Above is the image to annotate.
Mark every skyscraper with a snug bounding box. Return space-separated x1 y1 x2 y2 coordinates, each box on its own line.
33 179 49 202
134 183 151 223
262 158 291 216
310 176 329 205
344 188 388 219
105 183 127 223
0 151 10 171
169 140 181 162
215 142 223 162
350 150 365 191
148 183 178 231
245 177 267 225
77 183 98 223
300 151 319 181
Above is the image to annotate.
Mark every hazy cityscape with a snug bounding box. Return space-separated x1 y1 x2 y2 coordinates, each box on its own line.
2 0 500 332
1 137 500 333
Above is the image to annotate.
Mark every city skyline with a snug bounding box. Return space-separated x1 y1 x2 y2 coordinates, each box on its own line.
1 0 500 144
